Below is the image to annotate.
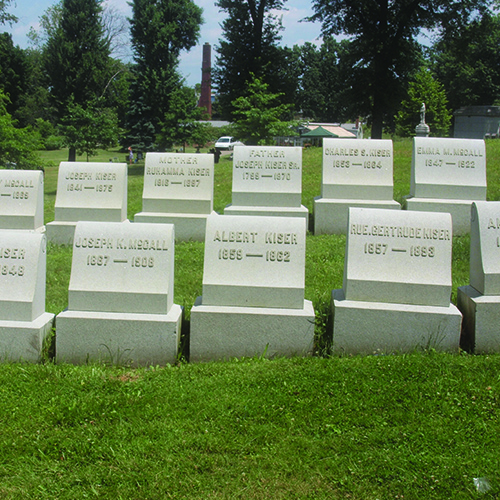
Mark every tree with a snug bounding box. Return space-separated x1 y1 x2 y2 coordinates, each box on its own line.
60 97 118 161
0 33 28 116
431 12 500 112
232 74 296 145
395 68 451 137
158 85 207 150
124 0 203 151
308 0 492 138
44 0 112 160
213 0 289 120
298 37 354 123
0 0 17 26
0 90 43 169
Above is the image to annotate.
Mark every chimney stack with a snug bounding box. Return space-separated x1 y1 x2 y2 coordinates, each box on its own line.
199 42 212 118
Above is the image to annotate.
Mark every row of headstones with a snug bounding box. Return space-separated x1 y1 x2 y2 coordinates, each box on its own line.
0 136 493 364
0 202 498 365
9 136 484 242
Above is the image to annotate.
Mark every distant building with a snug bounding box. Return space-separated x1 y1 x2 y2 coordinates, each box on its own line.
301 122 358 139
454 106 500 139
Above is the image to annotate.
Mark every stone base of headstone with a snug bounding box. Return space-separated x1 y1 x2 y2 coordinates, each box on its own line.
190 297 315 362
457 285 500 353
404 198 473 235
46 221 80 245
223 204 309 221
313 198 401 235
0 312 54 363
134 212 210 242
55 304 182 366
331 289 461 354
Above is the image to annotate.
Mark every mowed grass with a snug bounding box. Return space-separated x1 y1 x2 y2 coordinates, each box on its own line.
0 140 498 498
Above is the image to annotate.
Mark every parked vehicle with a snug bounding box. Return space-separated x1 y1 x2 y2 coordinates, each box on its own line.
214 136 243 150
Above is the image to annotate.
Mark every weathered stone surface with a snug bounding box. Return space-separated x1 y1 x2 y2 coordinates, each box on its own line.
314 139 400 235
47 162 127 244
56 220 182 365
202 213 306 309
224 146 308 219
344 207 453 307
0 231 53 362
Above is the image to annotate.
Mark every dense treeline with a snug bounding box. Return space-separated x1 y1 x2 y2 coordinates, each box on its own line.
1 0 500 166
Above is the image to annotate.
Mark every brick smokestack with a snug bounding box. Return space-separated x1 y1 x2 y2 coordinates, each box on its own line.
199 42 212 118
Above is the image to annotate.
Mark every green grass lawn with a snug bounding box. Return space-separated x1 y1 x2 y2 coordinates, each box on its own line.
0 140 498 499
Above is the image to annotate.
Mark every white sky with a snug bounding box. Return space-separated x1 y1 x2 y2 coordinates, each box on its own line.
5 0 323 87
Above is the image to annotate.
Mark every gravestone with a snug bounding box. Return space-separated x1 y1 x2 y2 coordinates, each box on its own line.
458 201 500 353
190 213 315 361
0 231 54 362
314 139 400 235
56 220 182 365
331 207 462 354
405 137 487 234
0 170 44 232
46 162 127 245
224 146 308 220
134 152 215 241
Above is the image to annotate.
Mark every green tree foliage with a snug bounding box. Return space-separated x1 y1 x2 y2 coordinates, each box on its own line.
0 33 28 117
124 0 203 151
232 74 296 145
60 98 118 161
298 37 354 123
158 85 207 150
0 0 17 25
308 0 492 138
395 68 451 137
45 0 111 161
44 0 113 159
213 0 291 120
0 91 43 169
431 12 500 111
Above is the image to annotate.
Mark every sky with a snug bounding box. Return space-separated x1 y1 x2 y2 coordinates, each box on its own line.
5 0 324 87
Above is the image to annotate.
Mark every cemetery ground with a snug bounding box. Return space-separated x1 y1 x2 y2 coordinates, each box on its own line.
0 140 498 498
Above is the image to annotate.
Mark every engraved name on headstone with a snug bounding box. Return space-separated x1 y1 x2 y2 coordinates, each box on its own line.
230 146 302 207
321 138 394 200
69 221 174 314
469 201 500 295
0 170 44 231
140 152 214 214
458 201 500 353
0 231 47 321
47 162 128 244
344 207 453 307
331 207 462 354
0 231 54 362
54 162 127 221
56 220 182 365
410 137 486 200
202 213 306 309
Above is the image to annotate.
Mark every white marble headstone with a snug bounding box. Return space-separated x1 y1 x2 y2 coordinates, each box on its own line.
0 231 47 321
321 139 394 200
410 137 486 200
231 146 302 207
54 162 127 221
202 213 306 309
344 207 453 307
141 152 214 214
0 170 44 230
469 201 500 295
69 221 174 314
